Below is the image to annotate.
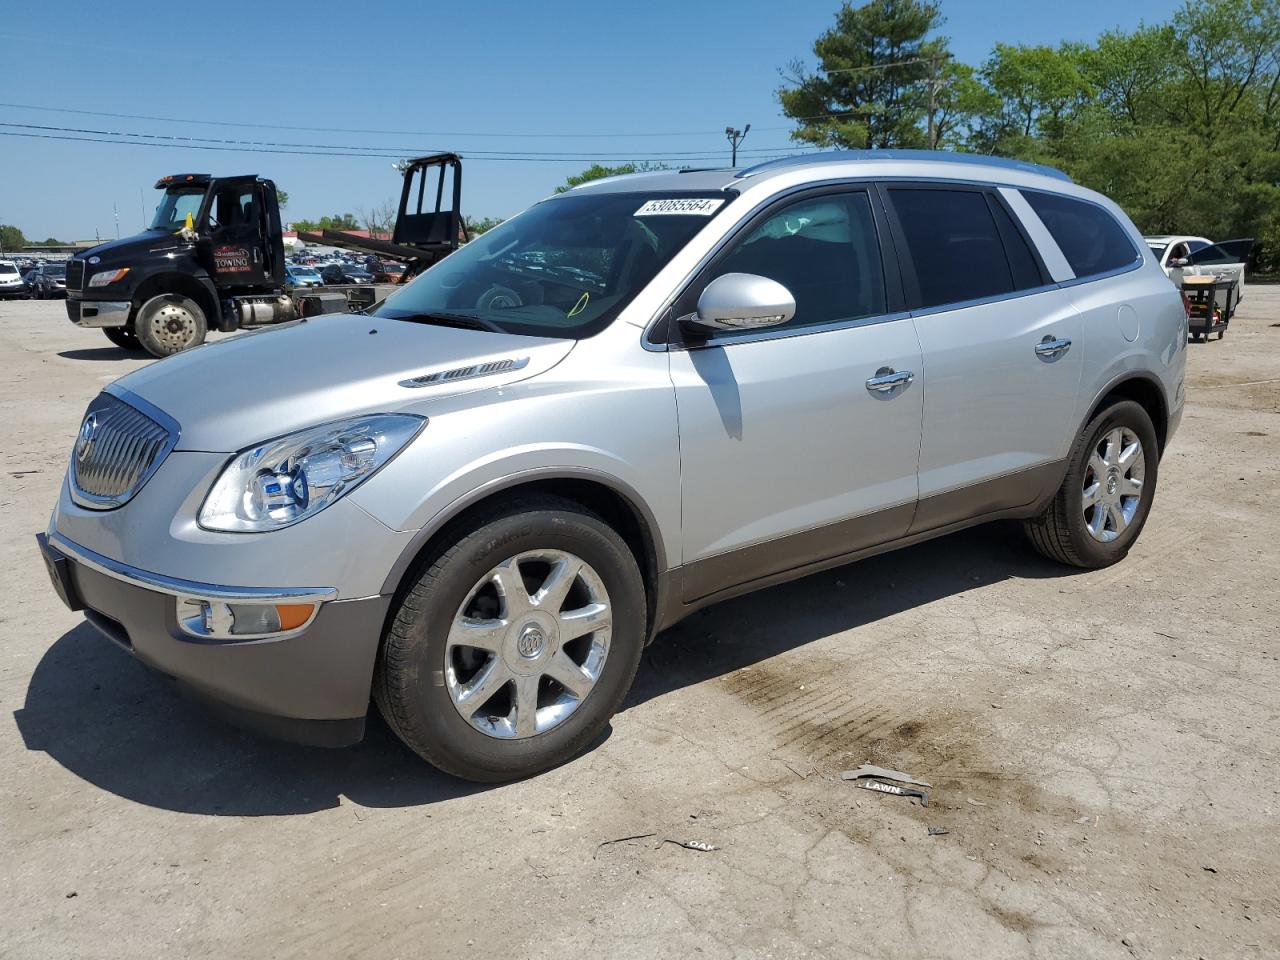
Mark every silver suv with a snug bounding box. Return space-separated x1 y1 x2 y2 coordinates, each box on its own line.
39 151 1186 781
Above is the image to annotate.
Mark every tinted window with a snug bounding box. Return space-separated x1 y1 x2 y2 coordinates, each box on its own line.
698 191 886 334
889 188 1015 308
1022 190 1139 279
1186 239 1253 266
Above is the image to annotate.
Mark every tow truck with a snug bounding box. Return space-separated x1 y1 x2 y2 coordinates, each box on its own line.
64 154 464 357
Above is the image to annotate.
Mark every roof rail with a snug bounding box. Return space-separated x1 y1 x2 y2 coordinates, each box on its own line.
735 149 1072 183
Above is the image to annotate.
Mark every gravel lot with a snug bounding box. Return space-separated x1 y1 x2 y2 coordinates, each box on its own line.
2 291 1278 959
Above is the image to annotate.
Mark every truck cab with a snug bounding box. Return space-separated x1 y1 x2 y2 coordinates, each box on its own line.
66 174 295 357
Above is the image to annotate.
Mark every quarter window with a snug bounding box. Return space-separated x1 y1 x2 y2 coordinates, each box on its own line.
1022 190 1139 279
888 188 1022 309
696 191 887 334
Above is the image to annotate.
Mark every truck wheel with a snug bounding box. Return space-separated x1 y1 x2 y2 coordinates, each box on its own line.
374 495 646 782
135 294 207 357
102 326 141 351
1023 400 1159 568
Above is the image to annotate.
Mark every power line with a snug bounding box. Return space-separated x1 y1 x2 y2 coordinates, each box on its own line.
0 100 761 141
0 129 810 165
0 120 815 161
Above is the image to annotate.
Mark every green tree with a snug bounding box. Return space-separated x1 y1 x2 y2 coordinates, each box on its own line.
554 162 667 194
463 215 504 237
778 0 952 149
291 213 360 232
0 223 26 253
276 189 289 209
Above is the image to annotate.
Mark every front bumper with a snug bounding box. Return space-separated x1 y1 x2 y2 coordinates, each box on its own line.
38 531 391 747
65 298 131 328
0 282 26 296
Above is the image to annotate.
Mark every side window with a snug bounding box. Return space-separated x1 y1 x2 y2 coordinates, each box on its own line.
888 187 1017 308
1021 190 1139 279
692 191 887 335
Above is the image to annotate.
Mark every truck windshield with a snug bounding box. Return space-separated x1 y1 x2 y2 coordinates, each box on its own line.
372 191 733 339
150 188 206 231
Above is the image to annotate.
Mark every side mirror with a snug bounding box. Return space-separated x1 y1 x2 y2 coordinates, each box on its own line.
684 272 796 333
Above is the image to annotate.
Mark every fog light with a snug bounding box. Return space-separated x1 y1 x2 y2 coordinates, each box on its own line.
178 598 318 639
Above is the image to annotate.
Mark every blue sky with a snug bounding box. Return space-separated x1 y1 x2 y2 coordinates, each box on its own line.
0 0 1181 241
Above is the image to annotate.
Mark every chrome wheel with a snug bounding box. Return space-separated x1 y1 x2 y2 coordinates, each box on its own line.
1082 426 1145 543
445 550 612 740
141 297 200 353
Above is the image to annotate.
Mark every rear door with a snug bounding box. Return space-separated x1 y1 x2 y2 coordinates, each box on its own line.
1183 238 1255 304
882 183 1084 532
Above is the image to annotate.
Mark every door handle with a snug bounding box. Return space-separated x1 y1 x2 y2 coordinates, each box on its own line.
866 367 914 393
1035 335 1072 361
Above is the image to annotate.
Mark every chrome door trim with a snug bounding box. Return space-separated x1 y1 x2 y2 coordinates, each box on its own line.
1034 336 1073 361
865 368 914 392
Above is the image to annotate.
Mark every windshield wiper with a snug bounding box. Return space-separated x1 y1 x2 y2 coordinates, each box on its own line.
386 311 506 333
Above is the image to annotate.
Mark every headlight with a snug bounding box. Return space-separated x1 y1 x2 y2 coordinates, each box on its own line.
88 267 130 287
198 414 425 532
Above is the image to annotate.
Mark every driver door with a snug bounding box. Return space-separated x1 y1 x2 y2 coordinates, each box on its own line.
667 188 923 603
206 183 269 286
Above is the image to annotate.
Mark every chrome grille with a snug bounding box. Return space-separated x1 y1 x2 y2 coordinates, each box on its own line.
70 392 178 510
65 258 85 293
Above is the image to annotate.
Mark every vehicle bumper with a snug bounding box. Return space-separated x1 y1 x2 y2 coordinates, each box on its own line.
0 282 26 297
66 298 131 328
37 531 391 747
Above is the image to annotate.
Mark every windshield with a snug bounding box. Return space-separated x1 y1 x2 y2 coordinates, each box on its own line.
150 187 206 231
0 263 17 276
1146 243 1167 259
45 263 66 277
372 191 732 338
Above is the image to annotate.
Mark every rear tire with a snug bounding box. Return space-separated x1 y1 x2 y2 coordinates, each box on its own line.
374 495 646 782
102 326 141 351
135 293 207 357
1024 400 1159 568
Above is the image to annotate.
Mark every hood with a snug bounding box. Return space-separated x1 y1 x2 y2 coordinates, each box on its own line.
113 313 575 451
75 229 190 265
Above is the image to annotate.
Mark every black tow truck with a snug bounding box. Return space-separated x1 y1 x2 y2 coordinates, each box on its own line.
65 154 465 357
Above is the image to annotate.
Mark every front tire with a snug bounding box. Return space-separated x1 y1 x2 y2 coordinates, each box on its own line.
1024 399 1159 568
135 293 207 357
374 496 646 782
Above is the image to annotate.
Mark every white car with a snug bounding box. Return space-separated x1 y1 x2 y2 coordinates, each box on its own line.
0 260 28 299
1145 234 1254 304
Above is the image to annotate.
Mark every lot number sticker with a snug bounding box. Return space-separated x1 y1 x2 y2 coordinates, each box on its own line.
634 198 725 217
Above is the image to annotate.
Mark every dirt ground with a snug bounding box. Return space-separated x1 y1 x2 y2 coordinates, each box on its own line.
2 291 1278 960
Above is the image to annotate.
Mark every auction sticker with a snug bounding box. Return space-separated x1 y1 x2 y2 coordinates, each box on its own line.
634 198 725 217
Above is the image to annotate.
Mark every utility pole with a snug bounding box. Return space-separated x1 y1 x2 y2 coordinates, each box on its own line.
726 124 751 165
113 201 120 240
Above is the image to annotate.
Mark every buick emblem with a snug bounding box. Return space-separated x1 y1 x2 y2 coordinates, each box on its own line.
76 414 99 462
516 624 546 659
87 256 101 265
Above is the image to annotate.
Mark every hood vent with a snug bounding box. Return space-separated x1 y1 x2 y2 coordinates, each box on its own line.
399 356 530 389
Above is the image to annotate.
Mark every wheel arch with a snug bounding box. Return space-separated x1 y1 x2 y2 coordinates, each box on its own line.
1083 372 1169 455
379 468 669 642
131 272 219 328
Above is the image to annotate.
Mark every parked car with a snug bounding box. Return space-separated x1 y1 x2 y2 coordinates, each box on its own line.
0 259 28 298
370 261 407 283
285 265 323 288
1145 234 1255 302
39 151 1185 782
27 261 68 299
319 264 372 285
